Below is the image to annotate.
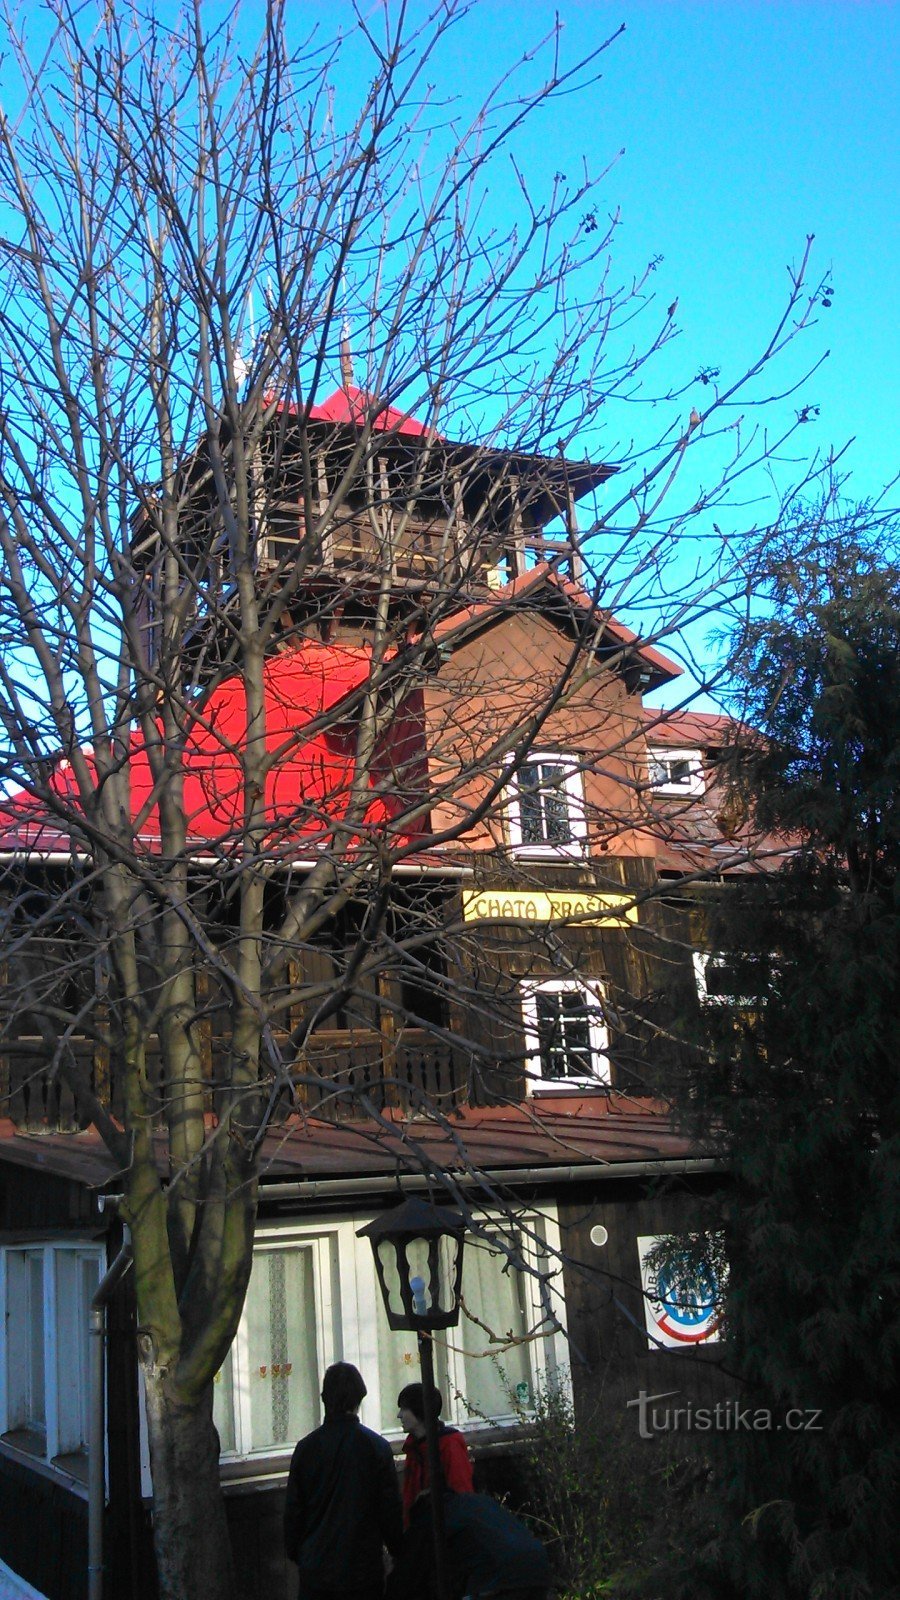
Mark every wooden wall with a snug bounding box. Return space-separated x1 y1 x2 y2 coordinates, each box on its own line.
558 1177 732 1427
0 1454 89 1600
0 1164 96 1234
227 1485 291 1600
447 856 700 1102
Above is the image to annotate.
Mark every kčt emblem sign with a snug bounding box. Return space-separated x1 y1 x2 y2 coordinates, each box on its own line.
637 1234 723 1348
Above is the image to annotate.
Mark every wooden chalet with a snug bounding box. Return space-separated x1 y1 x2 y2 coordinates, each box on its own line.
0 385 752 1600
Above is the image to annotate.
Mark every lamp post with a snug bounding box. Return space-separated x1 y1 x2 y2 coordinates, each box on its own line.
358 1197 466 1600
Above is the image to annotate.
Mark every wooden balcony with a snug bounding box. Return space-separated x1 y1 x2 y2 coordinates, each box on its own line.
257 496 583 591
0 1037 99 1133
258 506 496 589
298 1028 466 1116
0 1026 467 1134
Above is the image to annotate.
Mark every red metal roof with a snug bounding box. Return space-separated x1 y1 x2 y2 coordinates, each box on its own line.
643 707 736 747
291 385 437 439
0 1099 705 1191
277 390 614 507
0 641 425 856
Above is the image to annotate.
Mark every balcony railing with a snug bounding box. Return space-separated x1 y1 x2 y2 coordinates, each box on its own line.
256 504 577 589
258 507 483 586
0 1026 467 1133
283 1027 466 1118
0 1037 97 1133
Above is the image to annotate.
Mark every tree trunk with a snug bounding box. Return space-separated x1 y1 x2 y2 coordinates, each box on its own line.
143 1367 236 1600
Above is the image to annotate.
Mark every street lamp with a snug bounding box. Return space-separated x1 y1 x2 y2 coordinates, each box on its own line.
358 1197 467 1600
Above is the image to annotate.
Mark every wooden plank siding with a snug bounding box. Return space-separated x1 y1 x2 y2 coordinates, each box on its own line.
0 1454 89 1600
0 1163 96 1234
446 853 702 1103
0 872 707 1130
558 1177 733 1426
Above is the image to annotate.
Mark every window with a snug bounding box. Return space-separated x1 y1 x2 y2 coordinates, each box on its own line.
693 950 771 1007
0 1243 103 1469
370 1211 565 1432
455 1234 536 1419
521 979 610 1089
647 747 704 796
506 755 586 854
213 1234 335 1457
208 1210 567 1473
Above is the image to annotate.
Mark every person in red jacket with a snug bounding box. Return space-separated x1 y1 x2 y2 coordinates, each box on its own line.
397 1382 474 1527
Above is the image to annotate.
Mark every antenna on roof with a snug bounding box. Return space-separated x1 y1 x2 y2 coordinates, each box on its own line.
338 202 354 391
232 289 256 389
340 316 354 391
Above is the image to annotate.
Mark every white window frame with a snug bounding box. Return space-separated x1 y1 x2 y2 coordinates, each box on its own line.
693 950 761 1007
362 1203 569 1436
505 753 587 856
693 950 716 1004
201 1207 569 1483
438 1208 568 1428
521 978 611 1091
214 1224 342 1463
0 1242 103 1471
647 747 705 797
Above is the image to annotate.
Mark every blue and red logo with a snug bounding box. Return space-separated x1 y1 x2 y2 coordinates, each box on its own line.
638 1235 723 1348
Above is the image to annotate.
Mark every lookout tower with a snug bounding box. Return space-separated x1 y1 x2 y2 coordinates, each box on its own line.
131 384 614 674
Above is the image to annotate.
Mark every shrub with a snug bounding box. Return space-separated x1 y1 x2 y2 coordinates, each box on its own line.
519 1386 654 1598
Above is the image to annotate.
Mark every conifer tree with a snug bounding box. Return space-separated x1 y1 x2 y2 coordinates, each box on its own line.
658 513 900 1600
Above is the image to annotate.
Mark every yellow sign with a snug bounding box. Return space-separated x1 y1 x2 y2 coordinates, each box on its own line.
461 889 637 926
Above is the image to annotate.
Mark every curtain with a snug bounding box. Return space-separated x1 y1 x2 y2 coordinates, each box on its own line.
214 1245 320 1454
455 1239 531 1419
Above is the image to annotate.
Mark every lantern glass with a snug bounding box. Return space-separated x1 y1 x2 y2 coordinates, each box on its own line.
359 1198 467 1332
407 1235 455 1320
373 1236 408 1324
374 1234 460 1323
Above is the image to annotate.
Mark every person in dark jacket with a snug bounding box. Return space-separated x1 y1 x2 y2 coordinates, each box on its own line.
284 1362 403 1600
397 1382 474 1527
386 1489 551 1600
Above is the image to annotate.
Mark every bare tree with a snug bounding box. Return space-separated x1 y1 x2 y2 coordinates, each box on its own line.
0 2 829 1595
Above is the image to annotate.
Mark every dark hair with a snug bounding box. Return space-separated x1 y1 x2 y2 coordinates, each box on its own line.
322 1362 367 1417
397 1381 443 1423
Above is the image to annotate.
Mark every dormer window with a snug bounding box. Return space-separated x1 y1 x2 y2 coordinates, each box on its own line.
648 747 704 797
506 754 586 855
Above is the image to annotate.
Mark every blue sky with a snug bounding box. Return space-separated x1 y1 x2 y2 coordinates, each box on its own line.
440 0 899 504
293 0 898 696
9 2 897 507
400 0 899 697
5 1 896 703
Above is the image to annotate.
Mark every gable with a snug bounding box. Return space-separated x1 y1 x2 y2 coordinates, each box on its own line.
423 607 652 858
